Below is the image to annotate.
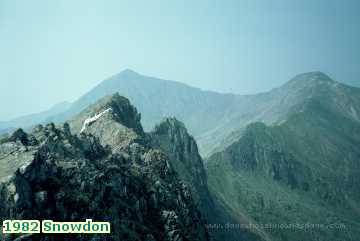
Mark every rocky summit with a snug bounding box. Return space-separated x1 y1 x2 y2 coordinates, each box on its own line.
0 94 210 241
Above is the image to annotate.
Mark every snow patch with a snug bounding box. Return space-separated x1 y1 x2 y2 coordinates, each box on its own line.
80 108 112 133
350 106 359 121
19 161 32 175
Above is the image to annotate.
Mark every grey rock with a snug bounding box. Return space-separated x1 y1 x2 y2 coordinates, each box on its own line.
0 94 210 241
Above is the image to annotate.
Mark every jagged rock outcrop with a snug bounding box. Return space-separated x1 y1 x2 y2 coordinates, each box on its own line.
150 118 264 241
150 118 208 206
0 94 210 241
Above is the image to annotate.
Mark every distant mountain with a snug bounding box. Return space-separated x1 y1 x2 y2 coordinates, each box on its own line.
206 75 360 241
0 101 71 134
53 69 242 136
204 72 360 153
1 70 357 158
54 70 360 157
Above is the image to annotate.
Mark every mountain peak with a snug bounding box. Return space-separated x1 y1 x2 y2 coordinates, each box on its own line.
153 117 187 134
288 71 333 85
118 68 140 77
281 71 336 92
294 71 332 80
69 93 143 135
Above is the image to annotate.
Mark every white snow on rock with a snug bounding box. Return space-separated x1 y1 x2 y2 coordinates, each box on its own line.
350 105 359 121
19 161 32 175
80 108 112 133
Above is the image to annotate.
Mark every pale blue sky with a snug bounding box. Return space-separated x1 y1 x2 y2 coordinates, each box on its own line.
1 0 359 120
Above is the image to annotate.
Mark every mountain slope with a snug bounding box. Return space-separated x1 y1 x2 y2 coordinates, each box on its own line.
206 78 360 241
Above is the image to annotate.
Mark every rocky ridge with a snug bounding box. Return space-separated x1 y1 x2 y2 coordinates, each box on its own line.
0 94 210 241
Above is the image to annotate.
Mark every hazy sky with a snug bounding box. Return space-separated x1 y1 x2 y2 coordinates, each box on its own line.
1 0 359 120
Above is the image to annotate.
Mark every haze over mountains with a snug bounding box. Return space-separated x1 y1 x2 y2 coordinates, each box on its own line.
1 69 359 157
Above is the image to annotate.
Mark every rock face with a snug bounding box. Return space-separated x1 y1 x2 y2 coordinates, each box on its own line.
150 118 208 207
0 94 210 241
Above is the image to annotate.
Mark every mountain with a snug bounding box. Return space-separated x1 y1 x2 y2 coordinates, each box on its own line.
198 72 358 155
1 70 359 241
0 94 211 241
52 70 360 157
0 101 71 134
51 69 243 153
1 70 357 158
206 74 360 241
